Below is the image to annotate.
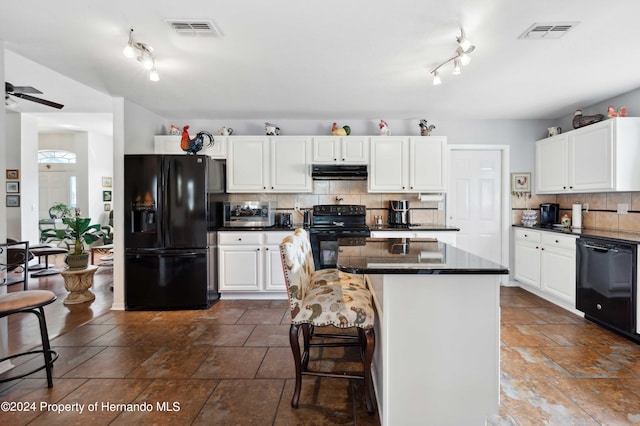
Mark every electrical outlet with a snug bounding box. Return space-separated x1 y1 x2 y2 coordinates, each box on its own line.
618 203 629 214
294 203 300 211
583 203 589 212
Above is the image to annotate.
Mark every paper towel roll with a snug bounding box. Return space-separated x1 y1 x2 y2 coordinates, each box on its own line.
418 193 444 202
572 203 582 229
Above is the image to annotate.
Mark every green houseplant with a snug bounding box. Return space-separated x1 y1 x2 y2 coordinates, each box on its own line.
41 217 104 269
49 202 73 219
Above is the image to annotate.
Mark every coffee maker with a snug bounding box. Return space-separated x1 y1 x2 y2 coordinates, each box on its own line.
539 203 559 227
388 200 410 227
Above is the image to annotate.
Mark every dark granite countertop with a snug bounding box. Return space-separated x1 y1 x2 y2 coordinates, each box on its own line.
512 224 640 244
336 238 508 275
370 225 460 232
219 224 305 232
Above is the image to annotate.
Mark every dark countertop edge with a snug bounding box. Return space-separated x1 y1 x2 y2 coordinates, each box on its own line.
218 225 305 232
511 224 640 244
371 227 461 231
339 265 508 275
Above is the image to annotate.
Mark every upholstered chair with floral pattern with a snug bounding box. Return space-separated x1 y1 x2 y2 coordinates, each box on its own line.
280 228 376 414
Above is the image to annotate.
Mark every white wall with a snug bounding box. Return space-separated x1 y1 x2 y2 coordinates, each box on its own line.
20 115 39 243
123 100 167 154
5 111 22 240
88 131 113 225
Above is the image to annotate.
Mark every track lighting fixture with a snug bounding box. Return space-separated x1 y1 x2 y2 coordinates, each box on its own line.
122 29 160 82
430 28 476 85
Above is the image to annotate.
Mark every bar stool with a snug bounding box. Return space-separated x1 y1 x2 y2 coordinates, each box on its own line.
29 247 68 277
280 229 376 414
0 290 58 388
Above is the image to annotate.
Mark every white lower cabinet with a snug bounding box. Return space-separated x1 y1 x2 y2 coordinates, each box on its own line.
514 228 577 305
218 231 293 296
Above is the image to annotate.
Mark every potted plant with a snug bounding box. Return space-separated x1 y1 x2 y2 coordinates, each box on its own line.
41 217 104 269
49 202 73 219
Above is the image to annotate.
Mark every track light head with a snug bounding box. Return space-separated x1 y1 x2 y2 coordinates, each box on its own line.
122 29 160 82
432 71 441 85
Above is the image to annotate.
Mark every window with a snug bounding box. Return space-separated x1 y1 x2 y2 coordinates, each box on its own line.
38 150 76 163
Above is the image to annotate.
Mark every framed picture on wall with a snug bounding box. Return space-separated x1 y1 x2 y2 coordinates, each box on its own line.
6 182 19 193
6 195 20 207
102 176 112 187
103 190 112 202
104 203 111 211
6 169 19 179
511 172 531 192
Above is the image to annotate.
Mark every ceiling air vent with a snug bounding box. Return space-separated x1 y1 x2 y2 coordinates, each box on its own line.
518 22 579 39
164 19 223 37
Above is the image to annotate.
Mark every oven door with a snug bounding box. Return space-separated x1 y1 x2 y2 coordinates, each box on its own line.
310 231 340 269
310 229 369 270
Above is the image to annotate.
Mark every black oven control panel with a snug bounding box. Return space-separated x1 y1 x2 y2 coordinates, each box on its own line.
313 204 366 216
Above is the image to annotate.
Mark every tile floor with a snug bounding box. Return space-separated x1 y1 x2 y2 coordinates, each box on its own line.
2 261 640 425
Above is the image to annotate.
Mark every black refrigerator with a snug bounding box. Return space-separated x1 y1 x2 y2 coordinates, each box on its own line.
124 154 224 310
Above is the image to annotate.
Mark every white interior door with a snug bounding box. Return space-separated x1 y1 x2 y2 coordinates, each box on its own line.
39 171 70 219
447 150 502 264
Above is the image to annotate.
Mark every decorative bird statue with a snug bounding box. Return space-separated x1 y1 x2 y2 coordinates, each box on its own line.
180 126 214 154
379 120 391 136
331 122 351 136
572 110 605 129
265 122 281 136
419 119 436 136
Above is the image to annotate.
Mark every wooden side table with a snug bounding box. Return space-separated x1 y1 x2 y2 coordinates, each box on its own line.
60 265 99 305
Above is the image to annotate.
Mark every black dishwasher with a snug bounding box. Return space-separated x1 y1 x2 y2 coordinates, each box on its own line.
576 236 638 340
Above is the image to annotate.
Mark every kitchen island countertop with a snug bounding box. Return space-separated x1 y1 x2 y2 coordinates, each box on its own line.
336 238 508 275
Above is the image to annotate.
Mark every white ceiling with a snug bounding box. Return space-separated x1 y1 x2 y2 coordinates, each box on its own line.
2 0 640 123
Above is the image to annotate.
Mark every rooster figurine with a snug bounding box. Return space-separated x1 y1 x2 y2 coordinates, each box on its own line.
180 126 214 154
379 120 391 136
419 119 436 136
607 105 628 118
331 122 351 136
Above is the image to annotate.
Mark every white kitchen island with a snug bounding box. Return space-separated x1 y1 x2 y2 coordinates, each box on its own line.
337 238 508 426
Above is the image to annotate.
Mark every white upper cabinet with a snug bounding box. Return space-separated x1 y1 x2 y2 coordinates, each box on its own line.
409 137 447 191
312 136 369 164
153 135 226 158
227 136 312 193
368 136 447 193
535 118 640 193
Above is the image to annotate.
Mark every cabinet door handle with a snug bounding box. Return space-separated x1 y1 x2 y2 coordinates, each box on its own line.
265 247 269 251
342 158 345 161
263 186 267 190
256 248 260 251
535 246 539 249
541 247 545 251
237 238 242 241
555 240 559 243
569 186 573 189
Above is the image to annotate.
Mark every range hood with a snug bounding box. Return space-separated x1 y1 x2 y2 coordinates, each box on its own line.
312 164 368 180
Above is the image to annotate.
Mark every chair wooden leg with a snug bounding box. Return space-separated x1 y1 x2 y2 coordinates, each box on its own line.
362 328 376 414
289 324 303 408
301 323 311 370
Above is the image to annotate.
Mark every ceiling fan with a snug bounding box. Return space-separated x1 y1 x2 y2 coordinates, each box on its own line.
5 82 64 109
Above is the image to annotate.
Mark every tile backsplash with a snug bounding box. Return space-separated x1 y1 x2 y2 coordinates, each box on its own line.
228 181 444 226
512 191 640 232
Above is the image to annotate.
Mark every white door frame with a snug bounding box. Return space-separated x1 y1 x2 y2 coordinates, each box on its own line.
447 144 510 284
